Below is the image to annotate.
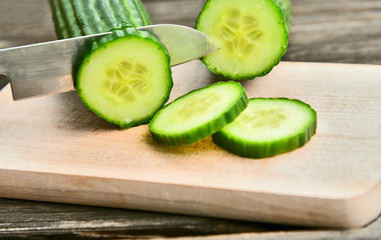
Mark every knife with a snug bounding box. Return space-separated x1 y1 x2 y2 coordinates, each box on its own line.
0 24 220 101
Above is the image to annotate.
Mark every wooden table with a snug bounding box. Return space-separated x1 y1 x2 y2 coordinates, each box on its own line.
1 0 380 239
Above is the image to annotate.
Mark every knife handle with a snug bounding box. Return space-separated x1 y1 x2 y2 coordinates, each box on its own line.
0 73 9 91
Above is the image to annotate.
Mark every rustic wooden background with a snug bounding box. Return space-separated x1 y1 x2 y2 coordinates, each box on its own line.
1 0 381 64
0 0 380 239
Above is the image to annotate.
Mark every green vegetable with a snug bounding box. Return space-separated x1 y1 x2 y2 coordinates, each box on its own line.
49 0 173 128
213 98 317 158
274 0 292 32
195 0 290 80
149 81 248 146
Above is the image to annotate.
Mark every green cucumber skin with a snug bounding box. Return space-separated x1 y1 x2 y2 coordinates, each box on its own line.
274 0 292 32
213 122 316 158
195 0 291 80
212 98 317 159
49 0 160 67
149 81 249 146
49 0 173 129
49 0 152 38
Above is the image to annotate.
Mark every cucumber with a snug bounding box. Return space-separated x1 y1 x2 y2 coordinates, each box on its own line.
213 98 317 158
195 0 290 80
274 0 292 32
49 0 173 128
149 81 248 146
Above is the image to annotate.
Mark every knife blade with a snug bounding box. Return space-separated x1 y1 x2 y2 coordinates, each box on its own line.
0 24 220 100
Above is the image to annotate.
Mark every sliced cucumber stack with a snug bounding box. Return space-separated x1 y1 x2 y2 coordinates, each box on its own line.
149 81 248 146
196 0 290 80
213 98 317 158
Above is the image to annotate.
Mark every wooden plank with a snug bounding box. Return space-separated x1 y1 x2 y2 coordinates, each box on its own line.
0 198 299 238
286 0 381 64
0 0 56 49
154 214 381 240
0 198 379 239
1 61 380 228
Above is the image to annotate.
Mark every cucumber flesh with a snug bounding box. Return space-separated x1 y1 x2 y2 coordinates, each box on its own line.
77 35 172 129
149 81 248 146
213 98 317 158
196 0 289 80
49 0 172 129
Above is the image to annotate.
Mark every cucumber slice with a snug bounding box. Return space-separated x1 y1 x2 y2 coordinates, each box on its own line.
149 81 248 146
195 0 289 80
213 98 317 158
49 0 173 129
77 35 172 129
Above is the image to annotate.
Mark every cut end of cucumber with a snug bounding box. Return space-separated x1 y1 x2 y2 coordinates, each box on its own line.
213 98 317 158
196 0 289 80
213 8 265 60
149 81 248 146
77 35 172 129
102 61 150 103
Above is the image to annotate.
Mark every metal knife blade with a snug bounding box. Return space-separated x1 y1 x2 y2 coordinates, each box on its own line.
137 24 220 67
0 24 220 101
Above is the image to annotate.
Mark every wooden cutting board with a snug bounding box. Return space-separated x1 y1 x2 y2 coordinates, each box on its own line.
1 61 380 228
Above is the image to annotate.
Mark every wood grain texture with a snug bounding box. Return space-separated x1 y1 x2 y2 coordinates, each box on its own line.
1 61 380 229
153 216 381 240
0 198 302 239
1 0 381 239
285 0 381 64
1 0 381 65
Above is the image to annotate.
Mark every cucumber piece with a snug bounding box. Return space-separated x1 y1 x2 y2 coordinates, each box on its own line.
77 34 172 128
274 0 292 32
195 0 290 80
49 0 173 128
149 81 249 146
213 98 317 158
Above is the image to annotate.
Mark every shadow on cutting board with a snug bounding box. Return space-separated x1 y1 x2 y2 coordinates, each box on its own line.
54 91 119 132
143 130 222 157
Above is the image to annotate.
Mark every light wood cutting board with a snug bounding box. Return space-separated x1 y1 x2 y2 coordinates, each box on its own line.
1 61 380 228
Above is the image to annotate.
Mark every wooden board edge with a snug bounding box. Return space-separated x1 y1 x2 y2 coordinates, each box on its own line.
342 180 381 227
1 168 380 228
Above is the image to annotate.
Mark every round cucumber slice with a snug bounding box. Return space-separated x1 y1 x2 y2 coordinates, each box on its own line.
213 98 317 158
148 81 249 146
196 0 289 80
77 35 172 129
